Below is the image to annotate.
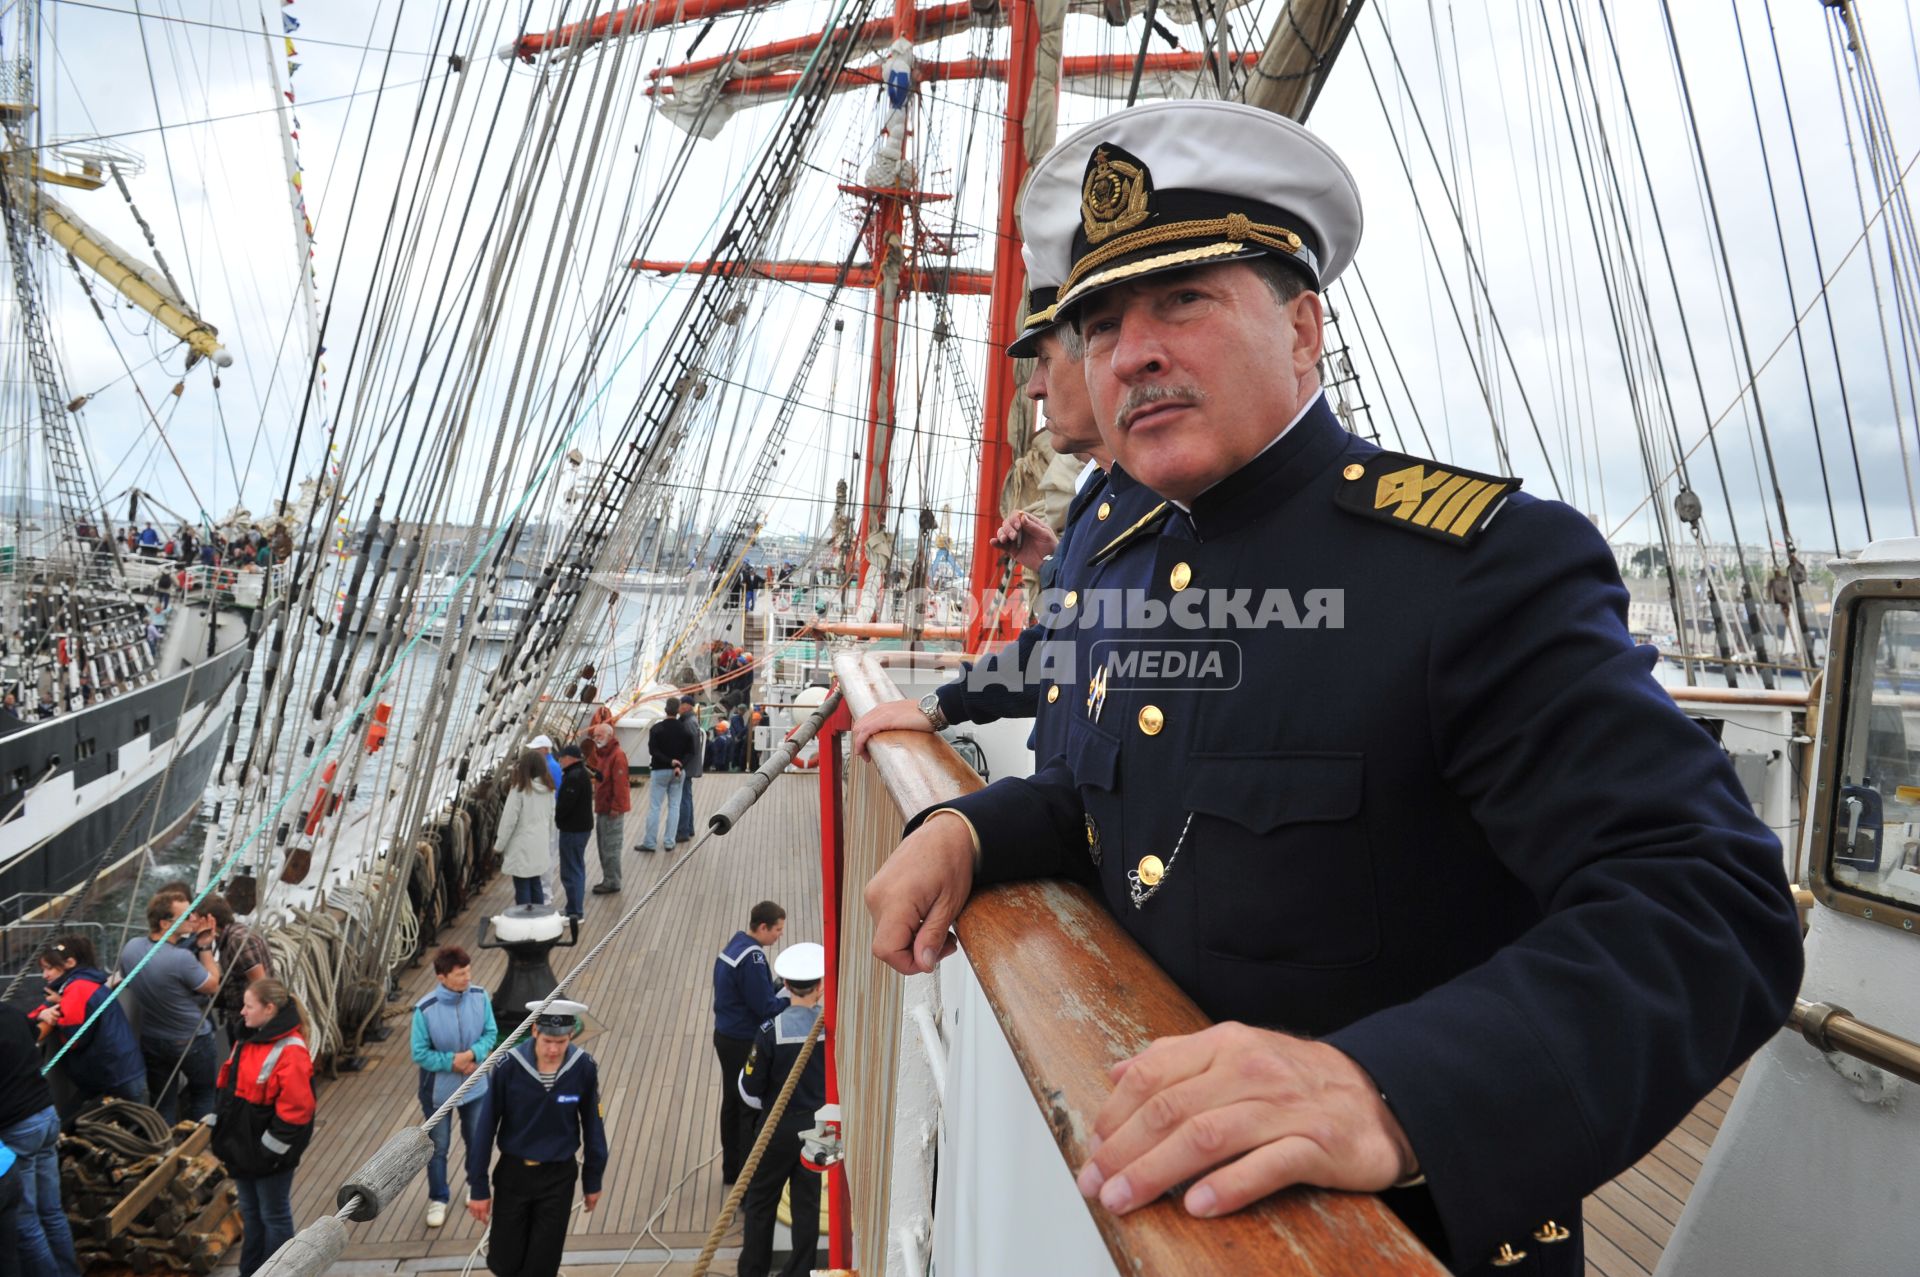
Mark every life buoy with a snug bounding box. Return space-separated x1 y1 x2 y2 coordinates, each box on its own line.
55 637 68 665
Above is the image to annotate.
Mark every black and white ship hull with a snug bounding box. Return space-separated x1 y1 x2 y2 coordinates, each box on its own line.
0 613 251 910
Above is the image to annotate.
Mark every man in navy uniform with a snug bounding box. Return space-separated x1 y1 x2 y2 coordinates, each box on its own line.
466 999 608 1277
736 942 827 1277
862 100 1803 1274
852 264 1163 769
712 901 788 1185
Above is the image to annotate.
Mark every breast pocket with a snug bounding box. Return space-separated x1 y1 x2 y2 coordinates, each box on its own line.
1183 752 1380 967
1063 714 1121 870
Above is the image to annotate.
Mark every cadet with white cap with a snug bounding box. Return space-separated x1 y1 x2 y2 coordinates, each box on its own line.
864 99 1801 1275
736 942 828 1277
465 998 608 1277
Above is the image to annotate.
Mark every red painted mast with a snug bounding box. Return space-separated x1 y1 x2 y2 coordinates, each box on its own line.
967 0 1042 647
845 0 925 602
498 0 775 60
632 259 991 293
644 51 1245 98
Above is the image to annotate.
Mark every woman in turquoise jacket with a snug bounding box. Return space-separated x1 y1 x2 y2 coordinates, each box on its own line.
411 946 497 1228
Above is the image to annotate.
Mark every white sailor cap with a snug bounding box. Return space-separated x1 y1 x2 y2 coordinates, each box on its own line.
1020 100 1363 314
526 998 588 1033
774 942 826 984
1006 244 1063 360
526 734 555 750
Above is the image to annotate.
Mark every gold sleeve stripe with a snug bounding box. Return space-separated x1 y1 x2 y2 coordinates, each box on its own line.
1426 477 1489 531
1412 474 1472 527
1449 481 1510 536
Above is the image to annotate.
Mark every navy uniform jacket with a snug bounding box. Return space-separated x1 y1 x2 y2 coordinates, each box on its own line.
713 931 787 1041
933 463 1161 767
737 1003 825 1129
467 1041 610 1198
925 397 1802 1275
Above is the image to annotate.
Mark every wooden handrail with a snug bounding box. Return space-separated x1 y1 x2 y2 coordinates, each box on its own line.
1666 686 1809 708
812 621 969 640
835 651 1445 1276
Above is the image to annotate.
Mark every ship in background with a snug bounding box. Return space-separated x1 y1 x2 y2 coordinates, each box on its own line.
0 5 261 918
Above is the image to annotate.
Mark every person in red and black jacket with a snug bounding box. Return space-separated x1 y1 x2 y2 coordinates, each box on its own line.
212 979 314 1277
34 934 147 1122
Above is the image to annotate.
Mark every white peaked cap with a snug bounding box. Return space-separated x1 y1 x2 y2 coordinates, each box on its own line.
774 941 827 983
1021 100 1364 309
527 998 588 1033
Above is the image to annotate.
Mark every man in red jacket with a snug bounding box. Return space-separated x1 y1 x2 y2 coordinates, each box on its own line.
588 724 632 895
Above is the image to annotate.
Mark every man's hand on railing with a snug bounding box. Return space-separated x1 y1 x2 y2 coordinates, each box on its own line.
1073 1023 1418 1220
863 812 975 974
850 698 937 760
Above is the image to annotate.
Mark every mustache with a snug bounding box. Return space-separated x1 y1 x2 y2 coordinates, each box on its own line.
1112 383 1206 430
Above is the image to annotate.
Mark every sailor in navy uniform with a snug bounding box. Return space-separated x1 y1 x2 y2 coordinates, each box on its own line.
862 101 1804 1275
466 1000 609 1277
851 271 1164 770
713 903 789 1184
736 942 828 1277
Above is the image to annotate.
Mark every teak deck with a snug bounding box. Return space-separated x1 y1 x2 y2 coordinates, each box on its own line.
286 772 823 1266
279 770 1729 1274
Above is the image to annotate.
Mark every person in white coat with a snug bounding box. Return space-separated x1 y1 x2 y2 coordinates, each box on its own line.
495 751 556 907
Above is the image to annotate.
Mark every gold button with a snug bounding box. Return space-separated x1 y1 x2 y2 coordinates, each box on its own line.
1169 562 1191 592
1342 462 1365 481
1097 501 1112 520
1137 855 1164 886
1137 705 1164 736
1046 685 1060 703
1063 590 1078 608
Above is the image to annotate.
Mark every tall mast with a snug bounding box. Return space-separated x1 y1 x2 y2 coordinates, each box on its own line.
849 0 921 604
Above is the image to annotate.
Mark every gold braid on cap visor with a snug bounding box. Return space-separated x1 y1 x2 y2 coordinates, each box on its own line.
1058 212 1309 306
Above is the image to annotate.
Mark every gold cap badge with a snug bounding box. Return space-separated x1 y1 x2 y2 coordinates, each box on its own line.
1081 146 1152 245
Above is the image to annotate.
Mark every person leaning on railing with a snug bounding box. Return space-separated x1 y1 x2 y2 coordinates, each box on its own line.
863 101 1805 1277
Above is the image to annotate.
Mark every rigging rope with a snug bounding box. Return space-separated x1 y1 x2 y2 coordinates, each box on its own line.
1657 0 1821 665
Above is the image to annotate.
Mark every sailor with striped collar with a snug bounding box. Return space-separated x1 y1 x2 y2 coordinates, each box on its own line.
466 1000 609 1277
736 943 828 1277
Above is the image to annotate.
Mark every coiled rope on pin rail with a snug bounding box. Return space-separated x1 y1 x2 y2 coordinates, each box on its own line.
252 688 843 1276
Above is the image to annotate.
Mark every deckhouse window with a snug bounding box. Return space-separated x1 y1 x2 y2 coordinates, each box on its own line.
1822 595 1920 925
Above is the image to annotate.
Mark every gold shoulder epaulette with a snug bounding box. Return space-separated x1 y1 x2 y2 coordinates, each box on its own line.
1089 501 1172 566
1333 453 1519 546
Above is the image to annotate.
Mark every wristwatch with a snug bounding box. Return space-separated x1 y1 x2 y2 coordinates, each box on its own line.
917 692 949 732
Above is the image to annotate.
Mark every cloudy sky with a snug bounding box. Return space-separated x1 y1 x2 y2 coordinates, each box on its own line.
8 0 1919 562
